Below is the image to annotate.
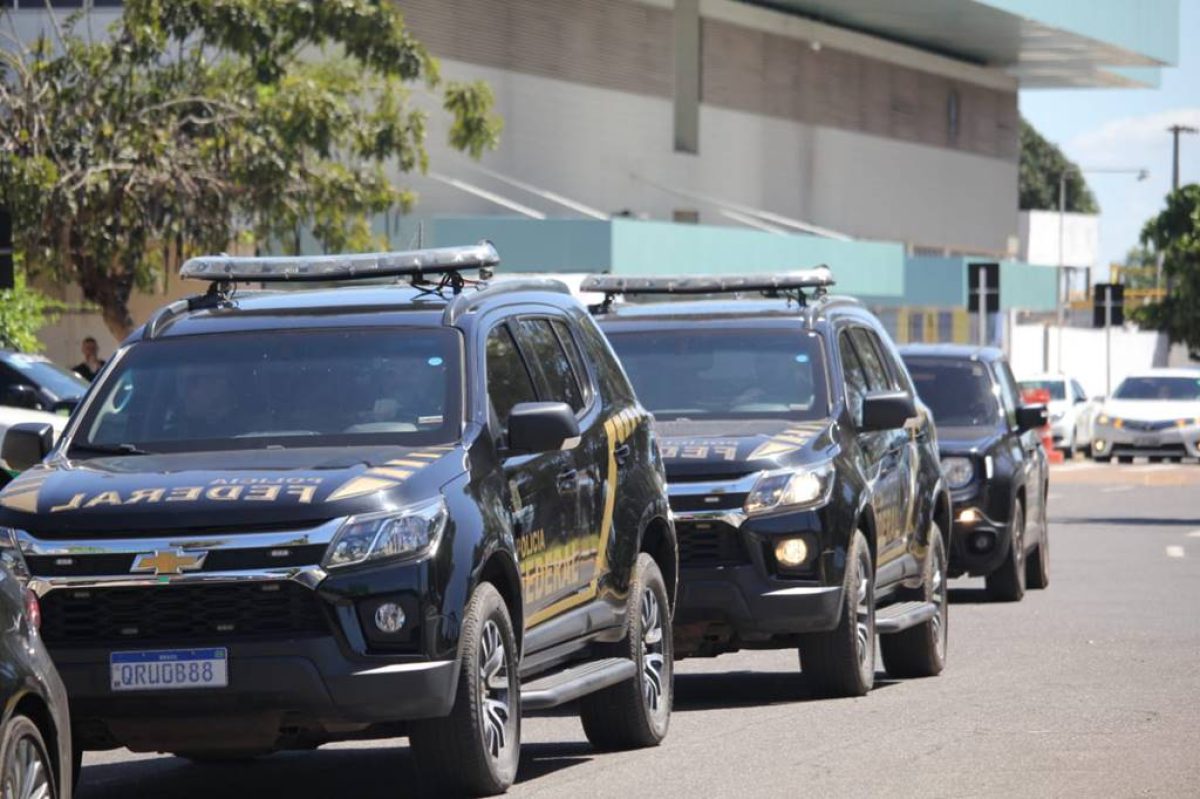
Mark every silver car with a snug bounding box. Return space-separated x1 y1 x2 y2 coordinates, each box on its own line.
1091 369 1200 463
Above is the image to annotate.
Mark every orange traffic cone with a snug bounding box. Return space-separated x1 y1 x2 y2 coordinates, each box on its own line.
1021 387 1063 464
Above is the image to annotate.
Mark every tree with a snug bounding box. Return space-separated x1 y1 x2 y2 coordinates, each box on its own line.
1134 184 1200 359
1118 245 1160 290
0 272 58 353
0 1 502 339
1018 119 1099 214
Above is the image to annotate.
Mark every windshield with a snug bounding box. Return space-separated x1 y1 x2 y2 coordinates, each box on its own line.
904 357 1000 428
1112 376 1200 401
2 353 88 400
71 329 461 454
1018 379 1065 401
605 327 829 421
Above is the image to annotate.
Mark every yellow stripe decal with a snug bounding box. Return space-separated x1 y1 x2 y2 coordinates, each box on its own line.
368 468 414 481
385 460 429 469
0 492 38 513
327 476 399 502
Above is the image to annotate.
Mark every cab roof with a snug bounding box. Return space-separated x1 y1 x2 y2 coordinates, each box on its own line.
898 343 1005 362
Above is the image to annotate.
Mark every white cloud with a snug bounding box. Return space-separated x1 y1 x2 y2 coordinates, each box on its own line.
1067 107 1200 168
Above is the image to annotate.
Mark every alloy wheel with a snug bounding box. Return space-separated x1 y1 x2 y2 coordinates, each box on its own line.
854 549 874 671
641 587 668 723
478 619 513 763
3 733 52 799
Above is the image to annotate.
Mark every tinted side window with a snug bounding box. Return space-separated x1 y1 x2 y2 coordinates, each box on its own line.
515 318 585 412
849 328 893 391
1071 380 1087 403
992 360 1021 429
486 325 538 430
550 319 593 409
838 331 869 427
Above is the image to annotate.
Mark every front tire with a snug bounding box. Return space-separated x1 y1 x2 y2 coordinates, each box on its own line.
1 714 56 799
880 523 948 678
579 553 673 750
801 530 875 697
409 582 520 796
986 501 1026 602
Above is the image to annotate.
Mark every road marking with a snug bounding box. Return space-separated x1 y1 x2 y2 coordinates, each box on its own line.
1188 531 1200 539
1101 485 1133 493
1166 546 1185 559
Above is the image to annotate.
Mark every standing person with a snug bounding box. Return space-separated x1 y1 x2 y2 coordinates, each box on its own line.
73 336 106 382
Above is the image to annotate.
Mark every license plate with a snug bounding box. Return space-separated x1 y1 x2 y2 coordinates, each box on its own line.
1134 436 1159 447
110 648 228 692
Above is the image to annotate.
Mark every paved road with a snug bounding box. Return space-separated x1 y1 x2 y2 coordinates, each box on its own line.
77 462 1200 798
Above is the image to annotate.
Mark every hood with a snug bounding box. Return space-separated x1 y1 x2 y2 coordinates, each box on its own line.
1101 399 1200 423
654 418 834 479
0 444 463 536
936 424 1004 454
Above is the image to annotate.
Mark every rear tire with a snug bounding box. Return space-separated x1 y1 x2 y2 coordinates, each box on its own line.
1118 455 1134 464
579 553 673 750
801 530 875 697
1093 454 1111 463
880 524 948 678
409 582 520 796
1027 522 1050 590
986 501 1026 602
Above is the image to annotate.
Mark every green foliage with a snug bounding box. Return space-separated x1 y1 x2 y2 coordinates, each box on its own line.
0 270 59 353
1018 119 1099 214
0 0 502 338
1135 184 1200 359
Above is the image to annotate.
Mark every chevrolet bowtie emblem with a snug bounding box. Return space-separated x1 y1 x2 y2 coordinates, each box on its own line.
131 550 207 576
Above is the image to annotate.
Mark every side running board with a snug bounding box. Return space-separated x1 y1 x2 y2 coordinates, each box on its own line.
876 601 939 634
521 657 636 710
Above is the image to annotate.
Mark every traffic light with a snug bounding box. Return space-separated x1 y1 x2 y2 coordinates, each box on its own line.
967 262 1000 313
1092 283 1124 328
0 209 12 291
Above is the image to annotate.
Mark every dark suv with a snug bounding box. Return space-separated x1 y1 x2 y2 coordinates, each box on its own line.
0 244 676 796
588 272 952 697
900 345 1050 601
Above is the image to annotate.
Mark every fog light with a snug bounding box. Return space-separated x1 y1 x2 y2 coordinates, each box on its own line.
958 508 981 523
374 602 406 634
969 530 995 554
774 537 809 568
1093 439 1106 451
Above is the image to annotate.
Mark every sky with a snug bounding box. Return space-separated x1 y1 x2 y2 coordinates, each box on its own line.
1019 0 1200 276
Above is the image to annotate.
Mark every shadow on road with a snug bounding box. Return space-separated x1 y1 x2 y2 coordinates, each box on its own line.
948 587 993 604
673 669 898 711
77 739 597 799
1053 516 1200 527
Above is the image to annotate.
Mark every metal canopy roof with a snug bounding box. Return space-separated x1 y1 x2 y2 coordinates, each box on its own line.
741 0 1178 88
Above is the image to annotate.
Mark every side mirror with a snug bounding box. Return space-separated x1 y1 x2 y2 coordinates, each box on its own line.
1 384 42 411
1016 404 1048 433
1 422 54 472
507 402 581 454
1073 396 1086 405
860 391 917 432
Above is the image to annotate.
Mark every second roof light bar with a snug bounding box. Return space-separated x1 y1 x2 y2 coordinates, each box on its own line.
580 267 834 297
179 241 500 283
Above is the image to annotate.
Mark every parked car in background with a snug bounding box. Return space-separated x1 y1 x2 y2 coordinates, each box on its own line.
0 351 89 414
0 543 73 799
1018 373 1097 456
592 272 953 698
1090 368 1200 463
900 345 1050 602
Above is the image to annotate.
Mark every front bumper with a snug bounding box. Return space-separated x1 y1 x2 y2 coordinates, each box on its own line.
668 488 846 656
56 636 458 753
1091 423 1200 459
946 483 1012 578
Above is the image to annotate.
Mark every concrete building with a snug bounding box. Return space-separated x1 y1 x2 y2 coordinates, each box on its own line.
0 0 1181 360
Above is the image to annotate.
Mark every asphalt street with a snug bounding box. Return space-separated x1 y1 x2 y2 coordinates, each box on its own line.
76 460 1200 798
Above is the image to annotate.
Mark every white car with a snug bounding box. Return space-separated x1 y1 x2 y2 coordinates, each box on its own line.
0 405 67 477
1090 368 1200 463
1018 373 1097 455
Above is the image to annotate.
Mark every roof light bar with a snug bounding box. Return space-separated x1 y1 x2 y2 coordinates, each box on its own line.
579 267 834 296
179 241 500 283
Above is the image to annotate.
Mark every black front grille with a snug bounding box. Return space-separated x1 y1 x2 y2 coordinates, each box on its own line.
1124 419 1176 432
676 521 750 567
41 582 330 647
670 492 748 513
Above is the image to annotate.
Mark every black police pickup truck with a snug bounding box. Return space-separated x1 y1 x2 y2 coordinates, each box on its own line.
900 345 1050 602
0 243 676 796
587 271 952 697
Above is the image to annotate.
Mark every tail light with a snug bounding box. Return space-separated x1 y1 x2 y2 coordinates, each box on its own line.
24 589 40 632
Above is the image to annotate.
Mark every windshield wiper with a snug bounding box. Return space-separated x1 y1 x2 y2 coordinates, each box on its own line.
69 442 153 457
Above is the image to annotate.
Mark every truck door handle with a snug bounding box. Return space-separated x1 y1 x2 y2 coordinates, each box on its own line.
557 469 579 491
614 444 631 466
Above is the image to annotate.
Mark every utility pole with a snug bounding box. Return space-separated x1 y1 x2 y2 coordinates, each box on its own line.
1057 172 1067 370
1167 125 1197 192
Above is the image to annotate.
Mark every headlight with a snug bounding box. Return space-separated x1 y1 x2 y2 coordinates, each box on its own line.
941 456 974 489
323 498 448 570
744 463 834 515
1176 418 1200 428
